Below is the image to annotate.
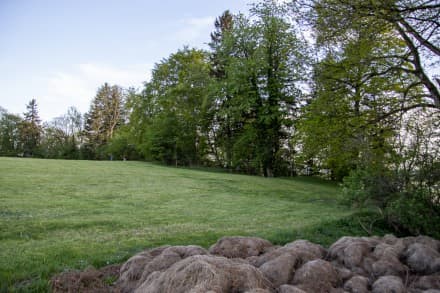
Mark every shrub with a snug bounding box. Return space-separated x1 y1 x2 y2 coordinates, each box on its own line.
387 189 440 238
342 167 401 209
342 163 440 238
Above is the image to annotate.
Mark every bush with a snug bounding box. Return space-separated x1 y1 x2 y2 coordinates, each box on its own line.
342 164 440 238
387 189 440 239
342 167 401 209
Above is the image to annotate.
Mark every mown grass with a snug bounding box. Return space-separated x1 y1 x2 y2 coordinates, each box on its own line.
0 157 389 292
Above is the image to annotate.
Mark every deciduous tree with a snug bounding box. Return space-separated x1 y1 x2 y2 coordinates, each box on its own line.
212 1 306 176
290 0 440 110
128 48 212 166
0 108 23 156
83 84 125 159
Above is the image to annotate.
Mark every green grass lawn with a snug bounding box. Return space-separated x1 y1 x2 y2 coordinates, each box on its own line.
0 157 385 292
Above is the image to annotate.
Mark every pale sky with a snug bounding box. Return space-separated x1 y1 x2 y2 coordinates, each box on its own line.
0 0 252 121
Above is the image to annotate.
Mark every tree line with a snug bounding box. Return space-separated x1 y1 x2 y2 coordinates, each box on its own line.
0 83 125 160
1 0 438 235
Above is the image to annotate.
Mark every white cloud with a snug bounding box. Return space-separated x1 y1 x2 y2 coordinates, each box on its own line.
170 16 215 45
40 63 152 121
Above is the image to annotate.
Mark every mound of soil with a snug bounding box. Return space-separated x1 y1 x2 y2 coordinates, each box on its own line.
51 235 440 292
51 264 120 293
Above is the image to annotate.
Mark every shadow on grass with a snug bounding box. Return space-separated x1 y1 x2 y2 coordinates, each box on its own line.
145 161 339 185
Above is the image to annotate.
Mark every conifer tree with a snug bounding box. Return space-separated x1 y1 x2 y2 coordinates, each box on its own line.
20 99 42 157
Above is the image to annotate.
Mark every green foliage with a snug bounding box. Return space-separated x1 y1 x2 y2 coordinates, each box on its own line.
341 169 369 207
20 99 42 157
83 83 125 159
343 165 440 239
232 124 259 174
342 119 440 239
308 0 440 108
128 48 213 166
0 110 23 156
105 128 140 161
342 167 401 209
387 189 440 239
36 107 83 160
297 17 416 180
208 1 306 176
40 129 78 159
291 0 439 241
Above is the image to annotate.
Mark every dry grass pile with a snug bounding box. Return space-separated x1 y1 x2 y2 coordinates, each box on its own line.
51 234 440 292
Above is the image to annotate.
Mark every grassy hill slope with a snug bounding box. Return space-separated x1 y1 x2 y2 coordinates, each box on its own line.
0 157 384 292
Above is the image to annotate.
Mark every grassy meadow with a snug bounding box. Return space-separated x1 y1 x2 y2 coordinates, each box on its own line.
0 157 386 292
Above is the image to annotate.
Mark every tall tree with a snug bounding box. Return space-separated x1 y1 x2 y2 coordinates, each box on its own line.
213 1 306 176
83 84 125 159
210 10 234 79
20 99 42 157
299 41 408 179
65 106 83 140
0 108 23 156
128 48 212 166
40 106 82 159
208 10 235 168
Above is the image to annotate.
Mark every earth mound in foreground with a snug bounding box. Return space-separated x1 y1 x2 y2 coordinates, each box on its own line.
51 235 440 292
